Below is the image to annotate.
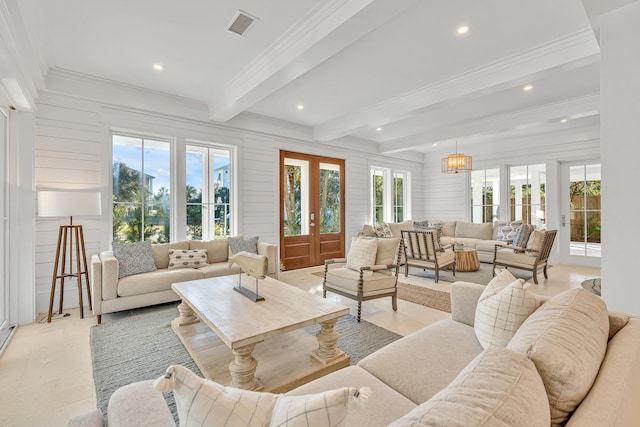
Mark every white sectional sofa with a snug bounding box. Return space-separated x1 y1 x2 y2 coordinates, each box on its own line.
90 239 278 324
73 281 640 426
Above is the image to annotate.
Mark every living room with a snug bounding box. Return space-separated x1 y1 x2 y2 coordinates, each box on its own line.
1 1 640 425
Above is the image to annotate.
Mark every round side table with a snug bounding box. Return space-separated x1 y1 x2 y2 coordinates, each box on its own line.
454 248 480 272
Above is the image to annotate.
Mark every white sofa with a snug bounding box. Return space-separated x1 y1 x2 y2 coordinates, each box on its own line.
90 239 278 324
73 281 640 426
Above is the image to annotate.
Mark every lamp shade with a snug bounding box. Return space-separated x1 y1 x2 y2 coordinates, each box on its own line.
37 191 102 217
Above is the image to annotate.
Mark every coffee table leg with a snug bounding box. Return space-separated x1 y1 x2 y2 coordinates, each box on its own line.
311 318 345 364
229 344 262 390
174 301 199 326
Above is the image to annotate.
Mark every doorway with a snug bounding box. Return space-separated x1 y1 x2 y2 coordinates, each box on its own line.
0 109 10 353
559 161 601 267
280 151 345 270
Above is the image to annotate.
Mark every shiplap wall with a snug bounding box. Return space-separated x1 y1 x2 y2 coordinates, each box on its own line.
33 92 424 314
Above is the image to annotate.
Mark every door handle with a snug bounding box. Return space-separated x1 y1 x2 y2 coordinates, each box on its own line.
561 215 566 227
310 223 316 227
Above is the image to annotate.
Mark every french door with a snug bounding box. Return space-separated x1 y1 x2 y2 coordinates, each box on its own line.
280 151 345 270
559 161 601 267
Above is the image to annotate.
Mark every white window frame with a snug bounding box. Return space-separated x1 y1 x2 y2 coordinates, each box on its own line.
370 166 411 224
508 163 546 227
470 168 501 223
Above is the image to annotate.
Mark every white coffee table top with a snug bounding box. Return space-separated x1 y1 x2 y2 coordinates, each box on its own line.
172 275 349 350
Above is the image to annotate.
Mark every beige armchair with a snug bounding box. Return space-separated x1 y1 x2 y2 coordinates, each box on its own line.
323 237 400 322
492 229 557 284
401 230 456 283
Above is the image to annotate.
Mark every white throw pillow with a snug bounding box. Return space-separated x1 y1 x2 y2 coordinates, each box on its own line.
154 365 370 427
507 288 609 426
374 237 400 266
474 270 539 348
346 237 378 272
526 230 545 252
389 347 550 427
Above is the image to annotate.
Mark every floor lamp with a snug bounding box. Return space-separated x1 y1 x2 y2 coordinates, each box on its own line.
37 191 102 322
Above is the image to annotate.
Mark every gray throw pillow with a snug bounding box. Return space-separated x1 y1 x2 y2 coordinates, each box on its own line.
229 236 259 254
112 241 157 278
513 224 535 248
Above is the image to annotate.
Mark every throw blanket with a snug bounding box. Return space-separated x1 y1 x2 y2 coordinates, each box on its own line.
228 251 268 279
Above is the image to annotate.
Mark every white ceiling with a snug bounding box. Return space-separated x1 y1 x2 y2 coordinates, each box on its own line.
5 0 636 155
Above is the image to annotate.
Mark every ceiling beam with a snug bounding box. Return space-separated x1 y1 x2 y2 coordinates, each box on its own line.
208 0 417 123
379 93 600 153
314 28 600 142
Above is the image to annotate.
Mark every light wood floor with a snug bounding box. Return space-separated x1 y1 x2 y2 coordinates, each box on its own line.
0 264 600 426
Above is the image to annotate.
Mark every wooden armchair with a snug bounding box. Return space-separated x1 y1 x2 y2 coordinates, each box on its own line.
400 230 456 283
323 238 400 322
492 229 557 284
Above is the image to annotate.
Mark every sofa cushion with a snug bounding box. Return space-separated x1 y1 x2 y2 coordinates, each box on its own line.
389 347 550 427
287 366 417 427
388 220 413 238
198 262 241 278
455 222 493 240
495 248 538 267
475 239 508 253
189 239 229 263
117 268 204 297
474 271 539 348
496 220 523 241
375 237 400 267
507 288 609 426
112 241 157 279
155 364 367 427
441 221 456 236
326 267 396 295
361 224 377 237
346 237 378 272
358 319 483 404
151 241 190 269
168 249 208 269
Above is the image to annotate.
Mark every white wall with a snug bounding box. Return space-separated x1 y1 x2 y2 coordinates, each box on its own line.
31 90 424 318
600 1 640 315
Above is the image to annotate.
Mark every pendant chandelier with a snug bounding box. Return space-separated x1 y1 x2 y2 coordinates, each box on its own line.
441 140 472 174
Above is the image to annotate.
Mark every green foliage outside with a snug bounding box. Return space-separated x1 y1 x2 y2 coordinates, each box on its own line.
284 165 302 235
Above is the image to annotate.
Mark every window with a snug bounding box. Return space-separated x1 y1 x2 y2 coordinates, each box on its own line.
186 144 233 240
112 135 171 243
371 167 410 224
471 169 500 223
510 164 546 228
569 164 601 257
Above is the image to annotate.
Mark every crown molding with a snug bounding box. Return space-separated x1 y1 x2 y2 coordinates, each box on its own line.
380 93 600 153
314 28 600 141
208 0 417 122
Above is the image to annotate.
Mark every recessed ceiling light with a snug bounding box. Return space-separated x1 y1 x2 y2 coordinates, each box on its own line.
297 104 304 110
457 25 470 34
376 127 382 132
153 64 164 71
560 118 568 123
523 85 533 91
433 143 438 147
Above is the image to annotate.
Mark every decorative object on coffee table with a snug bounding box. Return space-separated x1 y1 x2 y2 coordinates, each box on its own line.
38 190 102 322
229 251 268 301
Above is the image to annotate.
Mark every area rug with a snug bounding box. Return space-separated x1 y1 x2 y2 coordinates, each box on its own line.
90 302 401 423
581 278 601 296
407 263 538 285
311 270 452 312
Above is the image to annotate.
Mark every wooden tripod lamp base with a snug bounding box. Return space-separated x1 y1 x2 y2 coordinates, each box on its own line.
37 190 102 323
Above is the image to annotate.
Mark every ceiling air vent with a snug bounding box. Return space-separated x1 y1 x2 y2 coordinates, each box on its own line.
227 10 258 36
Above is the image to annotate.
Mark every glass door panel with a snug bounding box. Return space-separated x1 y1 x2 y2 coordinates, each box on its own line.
319 162 340 234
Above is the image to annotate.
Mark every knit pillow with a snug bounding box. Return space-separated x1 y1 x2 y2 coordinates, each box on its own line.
474 273 539 349
168 249 209 269
346 237 378 272
112 241 157 278
229 236 259 254
154 365 370 427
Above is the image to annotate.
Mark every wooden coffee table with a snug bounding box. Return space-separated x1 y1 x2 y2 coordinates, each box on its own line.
171 275 350 392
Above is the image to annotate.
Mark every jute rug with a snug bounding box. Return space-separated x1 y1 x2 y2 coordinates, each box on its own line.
581 278 601 296
90 302 401 422
311 270 451 313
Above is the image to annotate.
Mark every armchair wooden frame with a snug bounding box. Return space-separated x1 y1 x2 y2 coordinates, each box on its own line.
401 229 456 283
492 229 557 284
322 250 401 322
